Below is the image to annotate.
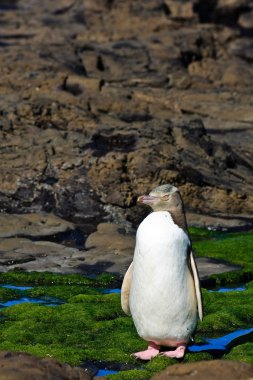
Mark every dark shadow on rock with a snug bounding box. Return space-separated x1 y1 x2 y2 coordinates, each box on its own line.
27 228 86 250
78 261 117 276
84 130 137 157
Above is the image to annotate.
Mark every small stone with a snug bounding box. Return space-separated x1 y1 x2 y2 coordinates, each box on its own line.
151 360 253 380
222 64 253 87
229 38 253 61
238 10 253 28
168 72 192 89
0 351 91 380
164 0 195 19
64 75 100 95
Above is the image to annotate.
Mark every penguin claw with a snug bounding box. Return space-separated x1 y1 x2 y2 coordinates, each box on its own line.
132 343 160 360
132 349 159 360
159 345 186 359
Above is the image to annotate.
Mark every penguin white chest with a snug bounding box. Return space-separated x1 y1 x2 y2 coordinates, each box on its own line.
129 211 197 343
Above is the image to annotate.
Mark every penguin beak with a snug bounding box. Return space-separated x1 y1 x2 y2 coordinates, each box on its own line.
137 195 158 205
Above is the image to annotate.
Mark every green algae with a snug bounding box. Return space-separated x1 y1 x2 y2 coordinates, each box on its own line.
0 229 251 379
191 228 253 272
197 286 253 334
225 343 253 363
189 226 224 240
26 285 100 301
108 370 150 380
0 271 116 287
0 287 20 302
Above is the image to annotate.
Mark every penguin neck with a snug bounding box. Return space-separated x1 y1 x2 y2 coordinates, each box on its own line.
166 207 188 234
163 191 189 234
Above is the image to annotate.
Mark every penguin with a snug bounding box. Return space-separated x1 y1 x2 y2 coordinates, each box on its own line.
121 184 203 360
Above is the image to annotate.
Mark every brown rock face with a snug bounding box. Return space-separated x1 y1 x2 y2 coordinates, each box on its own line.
151 360 253 380
0 351 91 380
84 223 134 275
0 213 74 238
0 0 253 230
0 213 89 273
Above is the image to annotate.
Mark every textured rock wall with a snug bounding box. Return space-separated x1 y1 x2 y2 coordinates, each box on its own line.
1 0 253 228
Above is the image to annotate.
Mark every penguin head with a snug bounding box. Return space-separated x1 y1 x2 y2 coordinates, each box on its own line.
137 184 183 212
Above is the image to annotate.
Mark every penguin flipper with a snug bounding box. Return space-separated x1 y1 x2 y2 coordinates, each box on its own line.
190 250 203 321
121 262 133 316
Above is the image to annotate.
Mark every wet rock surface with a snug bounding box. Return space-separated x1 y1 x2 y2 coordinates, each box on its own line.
84 223 134 275
0 0 253 231
0 217 242 276
151 360 253 380
0 351 91 380
0 237 86 273
0 213 85 273
186 212 253 231
0 213 74 238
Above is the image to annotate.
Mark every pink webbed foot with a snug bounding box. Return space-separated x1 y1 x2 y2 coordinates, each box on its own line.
133 342 160 360
160 345 186 359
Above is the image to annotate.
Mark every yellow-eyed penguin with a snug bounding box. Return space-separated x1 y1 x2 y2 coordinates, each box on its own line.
121 184 203 360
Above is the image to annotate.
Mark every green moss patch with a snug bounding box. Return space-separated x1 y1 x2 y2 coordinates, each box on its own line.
191 228 253 272
0 287 21 302
197 286 253 335
0 271 116 287
225 343 253 363
190 227 253 285
189 226 224 240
